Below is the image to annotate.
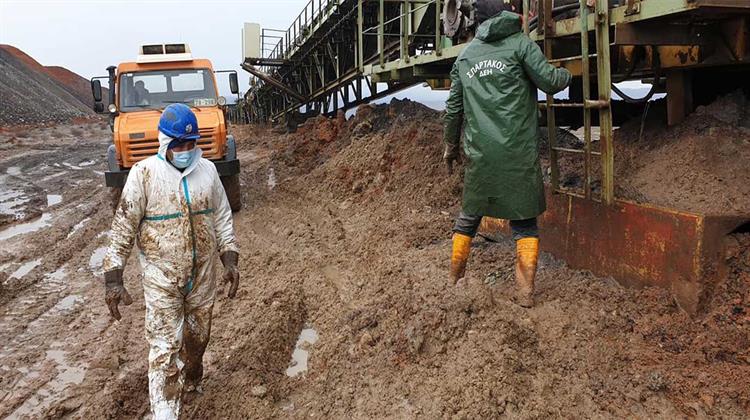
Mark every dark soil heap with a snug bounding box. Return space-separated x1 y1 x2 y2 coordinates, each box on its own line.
614 91 750 215
0 45 95 127
550 90 750 215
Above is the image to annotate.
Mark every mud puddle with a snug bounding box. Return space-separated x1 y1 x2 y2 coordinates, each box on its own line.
8 277 82 347
0 175 31 219
62 162 83 171
39 171 67 182
51 295 83 312
0 213 52 241
285 328 319 377
9 259 42 280
0 190 30 219
16 293 84 334
8 342 87 419
267 167 277 190
0 122 118 419
88 247 107 273
46 194 62 207
9 267 68 311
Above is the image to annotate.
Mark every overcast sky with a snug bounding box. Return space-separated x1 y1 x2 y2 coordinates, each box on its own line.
0 0 310 97
0 0 648 108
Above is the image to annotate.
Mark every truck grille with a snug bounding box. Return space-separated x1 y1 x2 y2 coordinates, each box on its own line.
122 127 223 167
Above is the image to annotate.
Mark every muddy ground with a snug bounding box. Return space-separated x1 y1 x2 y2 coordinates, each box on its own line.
0 102 748 419
549 90 750 214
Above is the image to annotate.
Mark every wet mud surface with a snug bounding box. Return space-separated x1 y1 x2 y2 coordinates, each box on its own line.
548 91 750 215
0 103 749 419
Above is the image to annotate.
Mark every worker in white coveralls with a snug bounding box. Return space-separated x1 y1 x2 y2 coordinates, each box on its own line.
102 103 239 419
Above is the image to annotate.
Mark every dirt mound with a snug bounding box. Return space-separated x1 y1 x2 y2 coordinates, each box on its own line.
0 45 93 126
2 98 748 419
194 99 748 418
45 66 107 109
0 46 106 108
613 91 750 214
549 91 750 215
291 93 750 217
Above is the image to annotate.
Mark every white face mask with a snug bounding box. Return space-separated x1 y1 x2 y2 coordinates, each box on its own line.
170 149 194 169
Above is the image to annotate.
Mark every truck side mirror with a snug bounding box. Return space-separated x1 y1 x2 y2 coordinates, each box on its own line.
229 73 239 95
91 80 103 103
94 102 105 113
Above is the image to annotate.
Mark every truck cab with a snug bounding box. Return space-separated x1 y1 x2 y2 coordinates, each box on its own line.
91 43 242 211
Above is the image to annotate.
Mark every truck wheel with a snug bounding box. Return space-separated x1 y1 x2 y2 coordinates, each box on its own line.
109 187 123 213
221 174 242 212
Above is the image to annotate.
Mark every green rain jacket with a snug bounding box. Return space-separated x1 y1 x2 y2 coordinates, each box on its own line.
444 11 572 220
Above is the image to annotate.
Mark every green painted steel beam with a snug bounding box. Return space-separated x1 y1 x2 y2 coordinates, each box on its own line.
358 0 364 72
580 0 593 199
543 0 560 192
596 0 615 205
363 0 706 78
364 43 463 76
531 0 700 41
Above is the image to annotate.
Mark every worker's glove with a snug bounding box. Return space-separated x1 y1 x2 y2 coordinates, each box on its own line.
104 269 133 321
443 144 460 175
220 251 240 299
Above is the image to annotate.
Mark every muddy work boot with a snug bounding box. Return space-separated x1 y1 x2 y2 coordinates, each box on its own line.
514 237 539 308
450 233 472 284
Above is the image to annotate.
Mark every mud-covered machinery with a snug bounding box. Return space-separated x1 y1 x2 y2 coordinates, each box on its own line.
443 0 525 42
442 0 627 42
243 0 750 314
90 43 243 211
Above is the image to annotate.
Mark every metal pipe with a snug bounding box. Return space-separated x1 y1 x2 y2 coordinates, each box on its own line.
523 0 530 35
107 65 116 107
580 0 592 199
435 0 442 56
362 1 432 34
358 0 364 72
405 0 412 63
543 0 559 191
365 32 440 37
595 0 614 205
379 0 385 68
401 1 408 61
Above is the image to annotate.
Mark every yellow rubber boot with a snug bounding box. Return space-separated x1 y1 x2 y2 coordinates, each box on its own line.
450 233 472 284
515 237 539 308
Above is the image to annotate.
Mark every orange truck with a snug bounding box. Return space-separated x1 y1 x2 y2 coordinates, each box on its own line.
90 43 242 211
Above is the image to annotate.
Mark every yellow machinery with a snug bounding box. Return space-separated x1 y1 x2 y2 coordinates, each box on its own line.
91 43 243 211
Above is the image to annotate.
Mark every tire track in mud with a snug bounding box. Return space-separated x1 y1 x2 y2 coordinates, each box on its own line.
187 118 749 419
2 117 749 419
0 122 123 418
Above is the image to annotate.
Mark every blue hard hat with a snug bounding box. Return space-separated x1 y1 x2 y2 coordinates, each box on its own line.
158 103 200 142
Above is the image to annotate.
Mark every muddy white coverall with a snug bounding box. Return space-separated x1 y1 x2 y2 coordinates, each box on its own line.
103 133 238 419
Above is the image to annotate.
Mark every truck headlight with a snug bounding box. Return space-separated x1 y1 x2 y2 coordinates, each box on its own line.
217 96 227 106
108 104 117 113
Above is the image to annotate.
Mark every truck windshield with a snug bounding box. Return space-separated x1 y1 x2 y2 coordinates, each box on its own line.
119 68 217 112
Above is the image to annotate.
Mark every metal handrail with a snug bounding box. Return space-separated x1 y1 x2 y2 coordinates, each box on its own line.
361 0 433 34
265 0 339 62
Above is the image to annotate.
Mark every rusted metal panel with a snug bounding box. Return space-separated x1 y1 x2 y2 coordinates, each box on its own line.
615 23 708 45
479 189 749 315
657 45 702 67
722 16 749 61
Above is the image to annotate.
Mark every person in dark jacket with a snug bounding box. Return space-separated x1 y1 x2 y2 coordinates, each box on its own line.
443 8 571 307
